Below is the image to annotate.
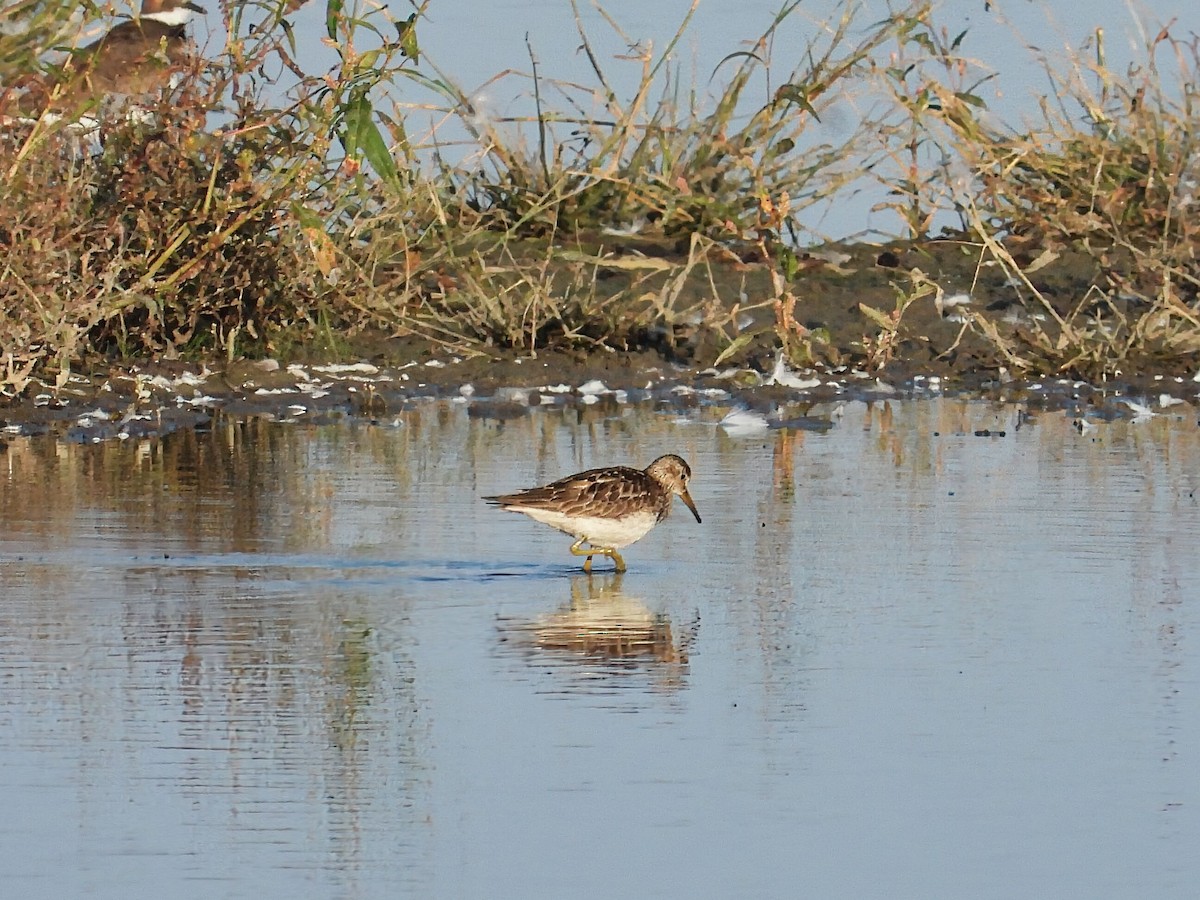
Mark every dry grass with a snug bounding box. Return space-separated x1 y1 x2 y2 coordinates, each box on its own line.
3 0 1199 396
870 6 1200 380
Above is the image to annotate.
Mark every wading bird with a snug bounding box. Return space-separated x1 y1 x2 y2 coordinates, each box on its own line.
485 454 702 573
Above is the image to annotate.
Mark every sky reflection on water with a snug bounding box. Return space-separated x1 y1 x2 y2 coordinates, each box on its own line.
2 398 1198 898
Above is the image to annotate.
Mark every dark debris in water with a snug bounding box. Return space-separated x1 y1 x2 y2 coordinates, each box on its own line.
0 347 1196 444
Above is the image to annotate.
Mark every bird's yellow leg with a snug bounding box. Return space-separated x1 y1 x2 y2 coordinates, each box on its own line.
569 539 626 573
569 538 595 573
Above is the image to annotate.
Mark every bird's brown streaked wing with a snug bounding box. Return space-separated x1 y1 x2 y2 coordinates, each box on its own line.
487 467 654 519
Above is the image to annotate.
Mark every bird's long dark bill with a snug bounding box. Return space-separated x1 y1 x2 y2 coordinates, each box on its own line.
679 490 702 524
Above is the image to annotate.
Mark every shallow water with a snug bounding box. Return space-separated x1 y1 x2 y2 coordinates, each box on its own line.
2 398 1199 898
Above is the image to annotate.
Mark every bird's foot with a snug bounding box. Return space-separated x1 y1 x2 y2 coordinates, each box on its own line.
570 538 622 573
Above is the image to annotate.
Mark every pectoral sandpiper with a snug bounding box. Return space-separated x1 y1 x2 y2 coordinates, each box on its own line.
485 454 701 573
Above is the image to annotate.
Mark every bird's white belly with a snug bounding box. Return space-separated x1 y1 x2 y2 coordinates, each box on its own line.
519 509 660 549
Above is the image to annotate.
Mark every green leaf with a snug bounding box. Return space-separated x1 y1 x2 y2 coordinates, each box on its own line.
398 14 419 62
359 118 398 185
773 83 820 120
291 203 324 231
326 0 343 40
859 303 896 332
910 32 934 52
779 246 800 281
342 90 399 185
712 330 762 368
767 137 796 160
356 49 381 72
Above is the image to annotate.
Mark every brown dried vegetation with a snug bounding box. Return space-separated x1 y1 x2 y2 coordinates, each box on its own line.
3 0 1199 397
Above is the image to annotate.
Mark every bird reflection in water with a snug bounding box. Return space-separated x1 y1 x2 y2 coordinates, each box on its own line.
495 574 698 693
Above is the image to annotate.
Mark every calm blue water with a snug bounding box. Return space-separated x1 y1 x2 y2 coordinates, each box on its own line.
2 397 1198 898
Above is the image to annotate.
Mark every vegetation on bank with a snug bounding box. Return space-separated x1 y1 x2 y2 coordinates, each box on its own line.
2 0 1198 397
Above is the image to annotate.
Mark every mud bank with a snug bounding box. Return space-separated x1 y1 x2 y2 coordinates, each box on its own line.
4 239 1200 444
2 346 1196 446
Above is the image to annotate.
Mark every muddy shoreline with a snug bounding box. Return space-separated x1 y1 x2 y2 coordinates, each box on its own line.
4 240 1199 443
2 344 1195 447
